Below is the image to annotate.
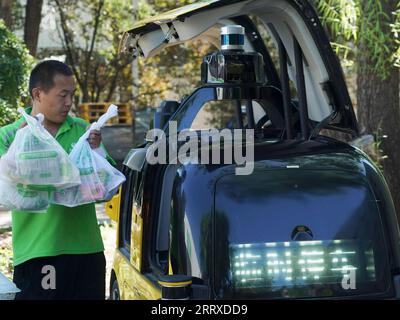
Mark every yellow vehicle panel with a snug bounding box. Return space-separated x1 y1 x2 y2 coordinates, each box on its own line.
130 202 143 271
107 188 161 300
105 187 121 225
113 250 161 300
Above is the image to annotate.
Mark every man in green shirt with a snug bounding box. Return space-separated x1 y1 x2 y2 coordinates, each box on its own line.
0 60 113 300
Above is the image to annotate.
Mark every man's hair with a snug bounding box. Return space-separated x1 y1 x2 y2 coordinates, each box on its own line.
29 60 73 97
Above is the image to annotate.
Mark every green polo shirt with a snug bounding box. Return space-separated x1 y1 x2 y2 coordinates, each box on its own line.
0 108 114 266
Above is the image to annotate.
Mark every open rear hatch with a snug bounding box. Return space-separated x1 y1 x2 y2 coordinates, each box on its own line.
120 0 358 136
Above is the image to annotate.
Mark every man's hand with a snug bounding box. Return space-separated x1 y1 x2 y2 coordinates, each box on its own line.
88 130 101 149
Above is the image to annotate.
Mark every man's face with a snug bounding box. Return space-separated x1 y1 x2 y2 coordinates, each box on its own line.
33 74 76 124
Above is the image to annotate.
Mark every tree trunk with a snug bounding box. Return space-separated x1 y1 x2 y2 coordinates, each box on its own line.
81 84 89 103
0 0 13 28
357 0 400 224
24 0 43 57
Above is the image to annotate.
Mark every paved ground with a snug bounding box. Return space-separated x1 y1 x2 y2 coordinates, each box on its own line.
101 109 152 169
0 206 11 230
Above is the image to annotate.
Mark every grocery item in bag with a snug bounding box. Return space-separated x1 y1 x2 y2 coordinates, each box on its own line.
0 179 49 211
51 105 126 207
0 108 81 190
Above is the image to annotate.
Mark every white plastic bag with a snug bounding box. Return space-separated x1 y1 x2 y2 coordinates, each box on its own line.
0 108 81 191
0 272 20 300
0 179 49 212
51 105 126 207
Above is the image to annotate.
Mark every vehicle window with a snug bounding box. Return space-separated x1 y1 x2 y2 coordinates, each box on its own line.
189 98 287 134
173 88 215 132
252 101 266 123
119 168 136 256
174 88 282 134
133 171 142 205
251 15 299 100
152 165 179 274
214 170 391 299
190 100 272 131
191 100 242 130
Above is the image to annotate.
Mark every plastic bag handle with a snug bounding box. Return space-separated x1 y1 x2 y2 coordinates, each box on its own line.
92 104 119 130
78 104 119 142
18 108 44 127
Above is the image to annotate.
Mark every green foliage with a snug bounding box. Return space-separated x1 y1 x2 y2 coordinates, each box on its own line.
314 0 398 79
147 0 197 12
137 0 156 20
315 0 358 67
0 230 13 279
137 41 214 108
0 20 34 126
358 0 394 78
47 0 206 106
317 0 358 41
49 0 134 103
391 3 400 67
9 0 25 32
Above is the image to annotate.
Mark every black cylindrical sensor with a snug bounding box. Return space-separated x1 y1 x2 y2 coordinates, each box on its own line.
221 25 245 51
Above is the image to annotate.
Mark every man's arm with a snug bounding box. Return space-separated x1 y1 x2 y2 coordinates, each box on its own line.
0 120 26 157
0 130 10 157
87 130 116 166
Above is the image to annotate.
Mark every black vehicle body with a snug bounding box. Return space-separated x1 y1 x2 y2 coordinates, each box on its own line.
110 0 400 299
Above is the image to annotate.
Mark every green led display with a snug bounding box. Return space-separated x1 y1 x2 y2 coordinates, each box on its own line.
229 240 376 289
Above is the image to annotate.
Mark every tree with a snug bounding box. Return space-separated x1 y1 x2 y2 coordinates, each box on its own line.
50 0 134 103
0 20 34 126
135 0 215 108
147 0 195 11
0 0 13 28
357 0 400 222
136 40 214 108
315 0 400 222
24 0 43 57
